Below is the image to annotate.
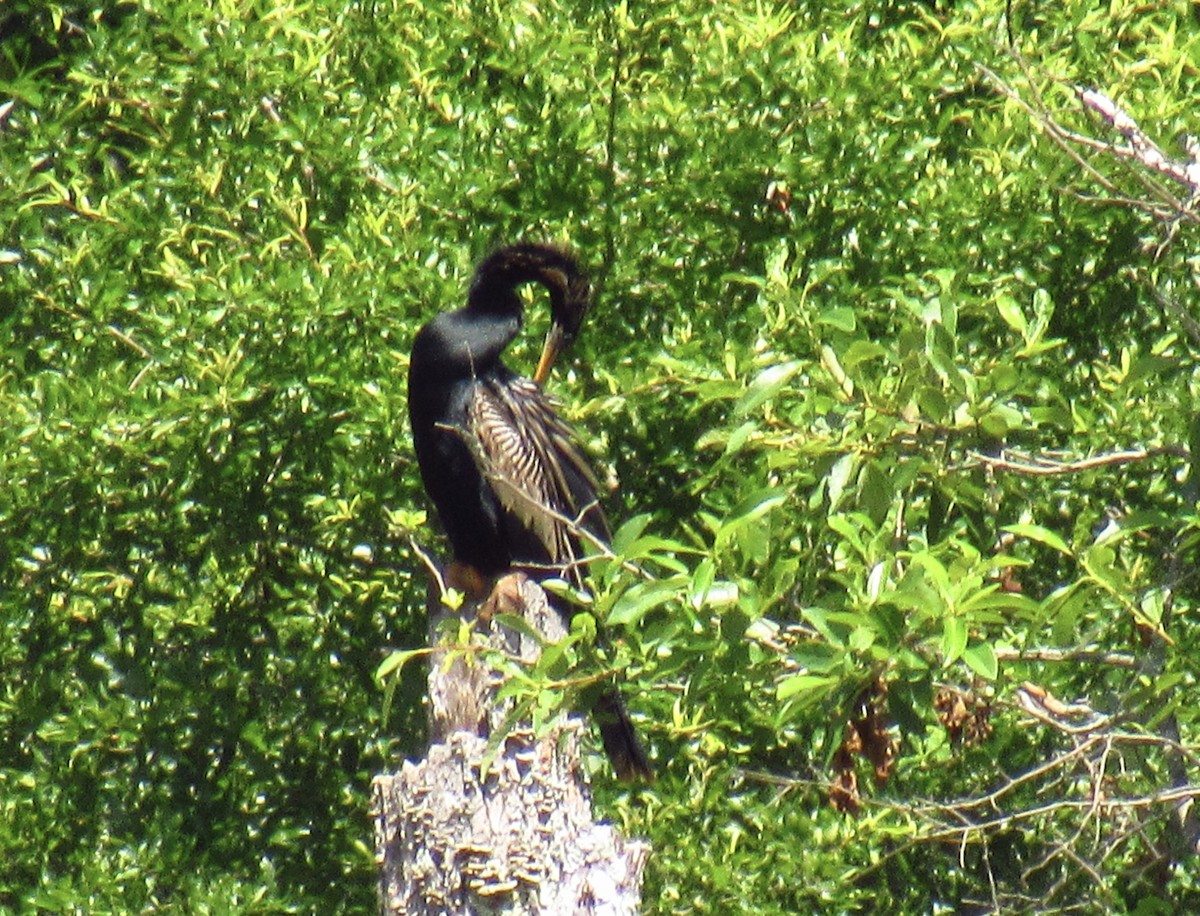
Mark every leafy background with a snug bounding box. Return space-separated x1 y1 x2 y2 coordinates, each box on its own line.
2 0 1199 912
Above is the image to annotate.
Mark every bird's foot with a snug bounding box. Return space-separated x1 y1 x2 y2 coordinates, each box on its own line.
478 572 528 623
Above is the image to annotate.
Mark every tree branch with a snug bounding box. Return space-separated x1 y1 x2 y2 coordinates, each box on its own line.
965 446 1185 477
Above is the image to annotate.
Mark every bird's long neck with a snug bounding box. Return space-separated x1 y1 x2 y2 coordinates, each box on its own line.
467 244 581 320
418 307 520 383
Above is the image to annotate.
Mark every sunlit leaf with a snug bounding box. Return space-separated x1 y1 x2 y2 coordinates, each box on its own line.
995 294 1028 338
777 673 838 702
962 641 998 680
1004 523 1072 555
734 360 802 417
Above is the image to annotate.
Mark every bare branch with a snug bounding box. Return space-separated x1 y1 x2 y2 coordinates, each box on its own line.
994 646 1138 670
1015 681 1111 735
965 445 1184 476
1077 87 1200 195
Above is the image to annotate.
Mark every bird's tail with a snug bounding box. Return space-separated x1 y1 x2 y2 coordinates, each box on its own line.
593 688 654 782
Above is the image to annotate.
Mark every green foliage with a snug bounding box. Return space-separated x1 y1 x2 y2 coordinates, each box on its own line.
3 0 1200 912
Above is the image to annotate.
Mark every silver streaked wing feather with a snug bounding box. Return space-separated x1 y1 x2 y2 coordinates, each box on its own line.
464 377 607 585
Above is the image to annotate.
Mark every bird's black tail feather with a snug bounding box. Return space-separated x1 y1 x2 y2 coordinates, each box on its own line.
593 688 654 781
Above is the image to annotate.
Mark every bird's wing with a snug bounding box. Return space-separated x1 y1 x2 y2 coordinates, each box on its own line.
464 376 609 585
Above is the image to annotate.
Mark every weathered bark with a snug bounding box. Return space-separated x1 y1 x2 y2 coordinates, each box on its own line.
372 575 650 915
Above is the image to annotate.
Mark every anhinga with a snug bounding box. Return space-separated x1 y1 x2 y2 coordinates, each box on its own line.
407 242 652 781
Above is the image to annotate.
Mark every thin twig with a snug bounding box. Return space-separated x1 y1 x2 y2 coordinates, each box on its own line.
966 446 1184 476
409 536 450 601
994 646 1137 669
106 324 150 359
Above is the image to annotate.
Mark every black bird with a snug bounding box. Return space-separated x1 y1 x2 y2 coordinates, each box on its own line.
407 242 652 781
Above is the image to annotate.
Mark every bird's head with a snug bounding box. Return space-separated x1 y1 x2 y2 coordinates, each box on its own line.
465 242 591 386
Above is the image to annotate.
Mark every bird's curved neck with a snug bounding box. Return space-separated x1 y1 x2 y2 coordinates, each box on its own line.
467 282 527 319
434 307 521 378
467 245 571 319
455 268 535 374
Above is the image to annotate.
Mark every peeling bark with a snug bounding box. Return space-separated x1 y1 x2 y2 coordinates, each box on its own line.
372 576 649 915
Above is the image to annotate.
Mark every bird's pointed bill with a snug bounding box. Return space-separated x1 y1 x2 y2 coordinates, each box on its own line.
534 324 567 386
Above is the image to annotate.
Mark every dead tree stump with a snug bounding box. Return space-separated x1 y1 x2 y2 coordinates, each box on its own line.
371 575 650 915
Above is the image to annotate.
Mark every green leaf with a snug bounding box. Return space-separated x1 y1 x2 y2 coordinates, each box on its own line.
688 557 716 609
606 578 682 627
734 360 802 417
817 306 857 333
840 339 889 370
962 641 999 680
979 404 1023 438
1004 523 1072 555
995 294 1028 338
824 453 857 512
723 420 758 456
777 673 837 703
375 648 425 683
715 487 787 548
610 513 653 554
941 616 968 664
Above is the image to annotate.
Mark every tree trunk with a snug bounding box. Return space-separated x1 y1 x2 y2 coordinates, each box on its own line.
371 575 650 915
